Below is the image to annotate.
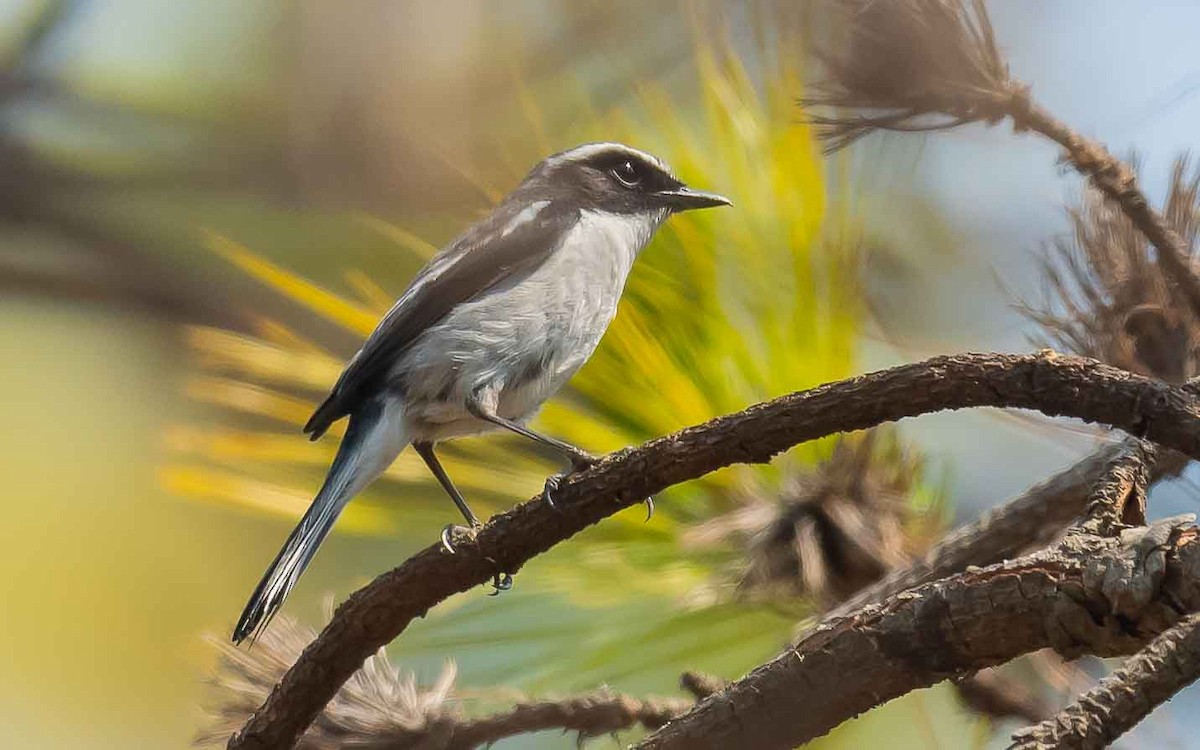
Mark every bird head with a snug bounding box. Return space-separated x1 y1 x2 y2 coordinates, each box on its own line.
529 142 731 216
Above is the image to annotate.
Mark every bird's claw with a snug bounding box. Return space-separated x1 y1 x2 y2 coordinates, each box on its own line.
482 556 513 596
442 527 512 593
541 452 599 512
440 523 480 554
543 458 653 521
542 472 567 513
489 571 514 595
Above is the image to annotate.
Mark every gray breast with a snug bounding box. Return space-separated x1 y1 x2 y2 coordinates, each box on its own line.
394 208 665 431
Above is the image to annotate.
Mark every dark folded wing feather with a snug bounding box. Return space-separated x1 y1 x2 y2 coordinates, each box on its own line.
304 199 577 439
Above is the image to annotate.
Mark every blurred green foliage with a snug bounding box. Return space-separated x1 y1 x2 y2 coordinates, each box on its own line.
174 25 944 722
0 2 974 747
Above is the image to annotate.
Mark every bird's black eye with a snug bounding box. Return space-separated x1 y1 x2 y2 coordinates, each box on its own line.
611 160 642 188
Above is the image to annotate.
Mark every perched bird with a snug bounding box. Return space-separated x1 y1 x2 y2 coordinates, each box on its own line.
233 142 730 644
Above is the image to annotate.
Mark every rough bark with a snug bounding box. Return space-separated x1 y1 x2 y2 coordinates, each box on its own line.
636 516 1200 750
1077 441 1155 535
1010 613 1200 749
230 352 1200 750
828 441 1133 621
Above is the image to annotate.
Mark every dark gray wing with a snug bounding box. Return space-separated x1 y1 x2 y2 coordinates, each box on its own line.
304 199 578 439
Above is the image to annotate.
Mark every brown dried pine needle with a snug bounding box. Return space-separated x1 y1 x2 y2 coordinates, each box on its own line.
198 615 696 749
805 0 1014 151
198 615 456 749
1025 158 1200 384
687 430 937 607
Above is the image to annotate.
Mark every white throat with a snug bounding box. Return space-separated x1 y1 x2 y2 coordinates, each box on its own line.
576 208 667 268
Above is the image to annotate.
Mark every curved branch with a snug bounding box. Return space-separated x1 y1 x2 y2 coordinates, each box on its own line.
1010 613 1200 750
230 352 1200 749
637 516 1200 750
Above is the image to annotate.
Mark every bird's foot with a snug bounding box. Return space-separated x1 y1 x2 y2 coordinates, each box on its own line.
487 561 514 596
544 446 600 511
440 522 482 555
541 456 654 520
541 451 599 512
541 472 568 513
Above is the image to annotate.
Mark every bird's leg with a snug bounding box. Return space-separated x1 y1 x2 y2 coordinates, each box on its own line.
466 392 653 518
466 393 598 511
415 444 515 590
413 442 481 554
467 403 596 469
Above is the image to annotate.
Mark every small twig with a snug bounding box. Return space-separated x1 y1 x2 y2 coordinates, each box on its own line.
200 614 696 749
441 692 692 750
679 672 727 701
1015 102 1200 322
809 0 1200 320
1010 613 1200 750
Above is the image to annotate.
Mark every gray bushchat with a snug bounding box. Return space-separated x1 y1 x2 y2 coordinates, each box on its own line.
233 142 730 643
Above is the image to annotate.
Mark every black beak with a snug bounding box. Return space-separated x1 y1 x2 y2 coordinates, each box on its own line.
654 185 732 212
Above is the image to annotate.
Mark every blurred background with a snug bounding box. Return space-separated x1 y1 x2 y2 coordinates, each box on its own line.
3 1 1200 747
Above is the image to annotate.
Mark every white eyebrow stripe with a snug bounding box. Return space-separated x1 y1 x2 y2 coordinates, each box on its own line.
544 142 672 175
501 199 551 237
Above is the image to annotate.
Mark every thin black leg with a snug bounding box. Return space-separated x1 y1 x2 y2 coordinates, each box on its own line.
413 441 480 527
463 393 656 520
465 399 595 469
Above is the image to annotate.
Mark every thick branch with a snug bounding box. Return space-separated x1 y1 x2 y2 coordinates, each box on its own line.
837 440 1156 725
1010 613 1200 750
230 352 1200 749
637 516 1200 750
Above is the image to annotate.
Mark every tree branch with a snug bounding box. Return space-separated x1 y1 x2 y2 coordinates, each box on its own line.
1011 100 1200 321
1078 440 1155 535
831 439 1165 726
435 692 691 750
636 515 1200 750
829 439 1156 622
230 352 1200 749
1010 613 1200 750
202 613 703 749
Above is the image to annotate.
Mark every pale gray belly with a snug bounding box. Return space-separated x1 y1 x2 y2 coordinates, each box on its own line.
391 247 628 441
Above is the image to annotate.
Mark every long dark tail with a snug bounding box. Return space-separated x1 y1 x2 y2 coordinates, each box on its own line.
233 403 403 644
